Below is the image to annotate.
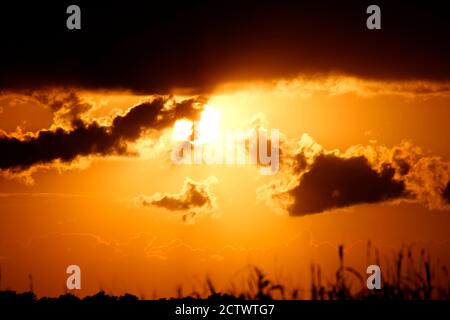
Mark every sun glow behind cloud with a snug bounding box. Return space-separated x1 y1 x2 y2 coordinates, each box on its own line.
172 119 193 141
172 105 222 145
196 106 222 144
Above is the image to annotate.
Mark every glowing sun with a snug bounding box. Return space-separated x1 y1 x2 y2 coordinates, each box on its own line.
172 105 221 144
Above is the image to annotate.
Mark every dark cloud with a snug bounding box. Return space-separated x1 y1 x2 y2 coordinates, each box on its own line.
31 90 93 126
137 177 217 221
443 182 450 204
261 136 450 215
287 154 408 215
0 96 204 170
0 1 449 93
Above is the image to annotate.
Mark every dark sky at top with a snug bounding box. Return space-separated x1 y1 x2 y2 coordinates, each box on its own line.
1 0 449 93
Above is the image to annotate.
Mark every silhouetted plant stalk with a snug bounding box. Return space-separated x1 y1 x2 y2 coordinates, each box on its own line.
308 243 449 300
0 243 449 301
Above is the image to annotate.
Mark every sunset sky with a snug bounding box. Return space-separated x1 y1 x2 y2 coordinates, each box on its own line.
0 1 449 298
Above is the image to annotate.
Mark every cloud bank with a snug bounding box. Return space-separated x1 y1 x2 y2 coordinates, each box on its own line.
1 1 450 93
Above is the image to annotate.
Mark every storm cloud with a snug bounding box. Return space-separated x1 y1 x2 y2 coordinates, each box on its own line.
1 1 449 93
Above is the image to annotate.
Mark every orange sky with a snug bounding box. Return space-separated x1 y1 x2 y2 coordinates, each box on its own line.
0 76 450 298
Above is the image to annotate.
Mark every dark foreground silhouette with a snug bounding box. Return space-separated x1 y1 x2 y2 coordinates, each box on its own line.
1 244 449 302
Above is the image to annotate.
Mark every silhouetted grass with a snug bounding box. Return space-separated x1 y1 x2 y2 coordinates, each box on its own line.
1 243 449 301
309 243 450 300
